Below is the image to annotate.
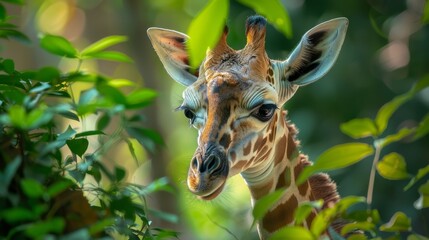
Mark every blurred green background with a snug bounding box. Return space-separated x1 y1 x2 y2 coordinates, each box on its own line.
3 0 429 239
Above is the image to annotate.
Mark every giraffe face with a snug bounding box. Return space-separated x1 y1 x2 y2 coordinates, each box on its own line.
180 59 280 199
148 15 348 200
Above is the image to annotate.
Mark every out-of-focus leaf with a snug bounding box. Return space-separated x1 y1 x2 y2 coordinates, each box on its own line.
405 165 429 191
88 218 115 236
36 67 60 82
346 209 381 224
414 180 429 209
84 51 132 63
379 211 411 232
2 59 15 74
75 130 104 138
341 222 375 236
0 4 5 21
108 78 136 88
413 113 429 141
297 143 374 184
148 209 178 223
115 166 126 182
268 226 313 240
25 218 65 238
80 35 128 56
375 128 414 148
47 179 73 197
294 200 323 225
252 188 285 222
60 229 91 240
1 0 25 4
410 75 429 94
40 34 77 58
29 82 51 93
187 0 228 68
340 118 378 138
97 83 127 105
79 88 98 105
0 157 21 196
375 94 411 135
376 152 410 180
126 89 157 109
126 127 164 152
20 178 45 198
0 207 36 223
66 138 89 158
96 114 110 130
237 0 292 38
423 0 429 24
408 234 429 240
335 196 366 213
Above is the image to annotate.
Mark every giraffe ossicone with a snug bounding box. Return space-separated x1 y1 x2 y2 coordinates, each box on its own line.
148 15 348 239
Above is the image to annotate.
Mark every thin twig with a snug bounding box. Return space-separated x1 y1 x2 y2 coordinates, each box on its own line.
367 145 381 207
206 214 239 240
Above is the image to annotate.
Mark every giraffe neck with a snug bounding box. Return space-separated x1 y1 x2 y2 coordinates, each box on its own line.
240 111 340 238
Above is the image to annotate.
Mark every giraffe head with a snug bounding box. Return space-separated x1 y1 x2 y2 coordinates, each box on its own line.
148 16 348 200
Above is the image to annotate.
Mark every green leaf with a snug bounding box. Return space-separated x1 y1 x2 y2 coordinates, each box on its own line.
423 0 429 24
2 59 15 74
83 51 132 63
410 75 429 94
340 118 378 138
75 130 105 138
127 127 164 152
268 226 314 240
376 152 410 180
0 0 24 4
0 4 5 21
115 166 126 182
97 113 110 130
47 179 73 197
414 180 429 209
375 128 414 148
80 35 128 56
148 209 179 223
335 196 366 213
297 143 374 184
36 67 60 82
126 88 157 109
341 222 375 236
66 138 89 158
294 200 323 225
40 34 78 58
237 0 292 38
0 157 21 196
0 207 36 223
404 164 429 191
25 218 65 238
88 218 115 235
97 82 127 105
413 113 429 141
20 178 45 198
375 93 411 135
252 188 285 222
408 234 429 240
108 78 136 88
379 211 411 232
187 0 228 68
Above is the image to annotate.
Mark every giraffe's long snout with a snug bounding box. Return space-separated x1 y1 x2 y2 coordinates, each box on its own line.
187 144 229 200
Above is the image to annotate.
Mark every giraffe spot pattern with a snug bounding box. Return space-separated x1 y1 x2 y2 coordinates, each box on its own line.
262 195 298 233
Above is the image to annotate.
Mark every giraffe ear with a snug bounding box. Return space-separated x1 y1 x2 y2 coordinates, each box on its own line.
281 18 348 86
147 27 198 86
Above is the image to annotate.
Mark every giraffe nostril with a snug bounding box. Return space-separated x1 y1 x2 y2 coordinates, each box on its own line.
206 155 221 174
192 157 198 170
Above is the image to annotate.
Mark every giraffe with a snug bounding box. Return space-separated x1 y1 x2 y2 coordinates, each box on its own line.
147 15 348 239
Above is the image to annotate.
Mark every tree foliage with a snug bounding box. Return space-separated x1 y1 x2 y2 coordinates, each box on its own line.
0 1 175 239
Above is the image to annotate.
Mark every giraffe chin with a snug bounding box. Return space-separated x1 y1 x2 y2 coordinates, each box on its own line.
199 181 226 200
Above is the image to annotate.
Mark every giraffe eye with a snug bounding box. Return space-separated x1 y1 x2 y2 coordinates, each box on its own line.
252 104 277 122
183 109 196 123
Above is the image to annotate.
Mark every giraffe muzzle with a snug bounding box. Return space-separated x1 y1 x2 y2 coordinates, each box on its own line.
187 147 229 200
